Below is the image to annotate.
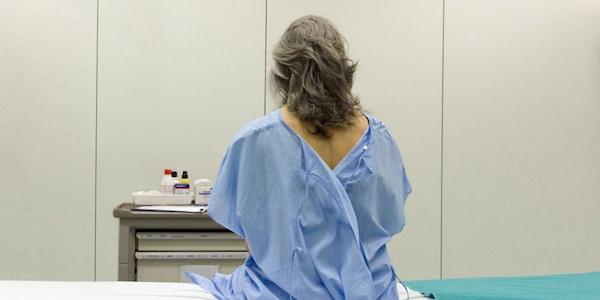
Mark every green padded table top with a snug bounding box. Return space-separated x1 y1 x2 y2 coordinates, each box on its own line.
406 271 600 300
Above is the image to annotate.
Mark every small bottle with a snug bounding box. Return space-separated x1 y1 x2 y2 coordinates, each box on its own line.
160 169 174 193
171 171 180 184
174 171 190 194
181 171 190 184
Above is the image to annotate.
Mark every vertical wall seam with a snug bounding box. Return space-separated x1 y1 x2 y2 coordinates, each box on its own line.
440 0 446 280
94 0 99 281
263 0 268 115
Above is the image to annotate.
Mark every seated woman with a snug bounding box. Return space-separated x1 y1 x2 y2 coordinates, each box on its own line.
188 15 413 300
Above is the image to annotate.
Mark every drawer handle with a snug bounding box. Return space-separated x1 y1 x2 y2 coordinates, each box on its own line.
135 251 248 260
136 232 241 240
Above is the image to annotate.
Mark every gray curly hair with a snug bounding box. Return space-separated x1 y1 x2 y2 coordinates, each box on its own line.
271 15 361 138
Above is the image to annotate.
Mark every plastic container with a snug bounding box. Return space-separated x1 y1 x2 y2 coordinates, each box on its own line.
160 169 174 193
194 179 212 205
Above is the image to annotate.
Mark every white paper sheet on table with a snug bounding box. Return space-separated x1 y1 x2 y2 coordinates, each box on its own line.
0 280 426 299
133 205 207 213
397 282 432 299
0 281 216 300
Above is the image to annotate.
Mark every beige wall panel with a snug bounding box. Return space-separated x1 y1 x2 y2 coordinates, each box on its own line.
443 0 600 278
0 0 96 280
267 0 443 280
96 0 266 280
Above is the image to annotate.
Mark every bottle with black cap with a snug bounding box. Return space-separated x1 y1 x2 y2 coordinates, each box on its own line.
174 171 190 194
171 170 179 184
181 171 190 184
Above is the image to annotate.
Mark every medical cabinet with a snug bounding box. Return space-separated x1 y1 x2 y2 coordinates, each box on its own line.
113 203 247 283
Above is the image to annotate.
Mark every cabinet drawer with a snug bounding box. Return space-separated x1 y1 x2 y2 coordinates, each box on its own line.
135 251 248 283
136 232 246 251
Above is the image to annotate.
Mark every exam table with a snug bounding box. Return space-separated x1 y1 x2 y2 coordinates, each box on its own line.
407 271 600 300
1 272 598 299
0 281 424 299
0 281 216 300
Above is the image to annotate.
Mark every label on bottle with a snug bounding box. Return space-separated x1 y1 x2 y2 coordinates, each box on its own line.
160 185 174 193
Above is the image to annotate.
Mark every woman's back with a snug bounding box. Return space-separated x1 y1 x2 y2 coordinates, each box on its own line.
280 106 369 170
187 109 412 299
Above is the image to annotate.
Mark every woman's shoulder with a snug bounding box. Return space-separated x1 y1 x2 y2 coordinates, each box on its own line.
365 113 396 143
230 110 282 143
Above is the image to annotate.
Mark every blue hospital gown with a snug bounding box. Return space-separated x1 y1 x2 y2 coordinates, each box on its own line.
187 109 412 299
